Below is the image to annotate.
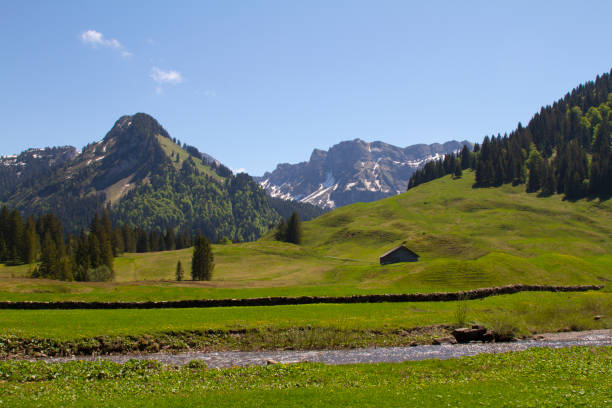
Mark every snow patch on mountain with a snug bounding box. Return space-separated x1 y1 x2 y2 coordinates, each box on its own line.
257 139 472 209
302 184 338 209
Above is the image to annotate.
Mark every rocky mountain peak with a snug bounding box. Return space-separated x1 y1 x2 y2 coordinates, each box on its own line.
104 113 171 143
257 139 472 209
309 148 328 163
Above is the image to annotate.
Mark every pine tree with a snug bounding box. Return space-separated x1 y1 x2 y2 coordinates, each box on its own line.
87 234 102 268
99 230 114 271
285 212 302 245
8 210 24 265
39 232 58 278
0 240 6 264
23 216 39 265
149 231 159 252
57 255 74 281
165 227 176 251
111 226 125 256
136 229 150 252
562 140 588 198
541 160 556 196
88 212 114 270
89 213 102 237
460 145 471 170
102 209 113 238
175 260 184 281
191 235 202 280
589 115 611 196
191 234 214 281
454 158 463 178
526 149 544 193
0 206 9 262
274 219 288 242
74 229 90 281
124 225 137 253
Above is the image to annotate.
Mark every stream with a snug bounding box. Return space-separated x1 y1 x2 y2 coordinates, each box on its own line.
35 330 611 368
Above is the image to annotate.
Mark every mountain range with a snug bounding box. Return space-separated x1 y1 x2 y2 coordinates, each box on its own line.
2 68 611 245
0 114 469 236
256 139 472 209
0 114 292 241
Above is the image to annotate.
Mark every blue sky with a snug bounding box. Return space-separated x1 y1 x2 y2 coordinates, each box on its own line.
1 1 612 175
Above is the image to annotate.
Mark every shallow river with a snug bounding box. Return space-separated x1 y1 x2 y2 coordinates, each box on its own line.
38 330 610 368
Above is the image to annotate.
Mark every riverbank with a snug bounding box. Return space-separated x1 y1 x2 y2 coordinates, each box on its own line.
28 329 612 368
1 290 609 358
0 346 609 407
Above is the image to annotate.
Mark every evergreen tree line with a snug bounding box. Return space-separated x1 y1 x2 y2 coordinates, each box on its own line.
266 196 328 222
274 211 302 245
181 142 233 178
0 206 115 281
122 226 194 253
407 145 471 189
0 206 204 281
407 69 612 199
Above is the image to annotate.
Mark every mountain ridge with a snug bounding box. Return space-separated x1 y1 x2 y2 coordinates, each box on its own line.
0 113 284 241
257 138 472 208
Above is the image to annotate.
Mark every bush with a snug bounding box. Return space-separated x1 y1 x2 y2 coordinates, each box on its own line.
454 300 469 327
484 313 527 341
83 265 114 282
186 360 208 369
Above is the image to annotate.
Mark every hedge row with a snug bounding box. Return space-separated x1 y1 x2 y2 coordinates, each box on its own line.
0 284 603 310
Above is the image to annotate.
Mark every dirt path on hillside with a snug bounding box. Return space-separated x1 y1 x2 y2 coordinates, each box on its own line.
33 329 611 368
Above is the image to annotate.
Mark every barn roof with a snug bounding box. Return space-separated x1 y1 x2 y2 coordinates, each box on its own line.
379 245 419 259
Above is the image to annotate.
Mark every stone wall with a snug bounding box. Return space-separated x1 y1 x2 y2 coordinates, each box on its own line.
0 284 603 310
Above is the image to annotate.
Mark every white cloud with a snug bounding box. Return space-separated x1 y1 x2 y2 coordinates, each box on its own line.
150 67 183 94
80 30 131 57
150 67 183 84
232 168 246 174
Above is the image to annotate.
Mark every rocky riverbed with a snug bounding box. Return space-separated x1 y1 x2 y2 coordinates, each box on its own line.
33 329 611 368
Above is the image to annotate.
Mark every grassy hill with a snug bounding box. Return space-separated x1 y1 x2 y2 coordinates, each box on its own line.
299 170 612 289
1 171 610 301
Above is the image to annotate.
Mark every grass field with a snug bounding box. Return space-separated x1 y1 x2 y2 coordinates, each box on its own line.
0 292 609 357
0 172 610 353
1 292 610 340
0 347 609 407
0 172 611 302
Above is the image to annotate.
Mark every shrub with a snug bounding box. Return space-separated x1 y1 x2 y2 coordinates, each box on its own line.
454 300 469 327
83 265 114 282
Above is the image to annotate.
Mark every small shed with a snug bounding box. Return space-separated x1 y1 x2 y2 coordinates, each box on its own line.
379 245 419 265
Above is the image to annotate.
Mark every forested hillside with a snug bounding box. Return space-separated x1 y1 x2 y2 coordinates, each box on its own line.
0 114 289 242
0 146 78 202
267 196 328 221
408 69 612 199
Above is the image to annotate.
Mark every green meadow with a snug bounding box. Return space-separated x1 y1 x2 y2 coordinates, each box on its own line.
0 160 610 408
0 172 611 302
0 291 609 341
0 347 609 407
0 172 610 348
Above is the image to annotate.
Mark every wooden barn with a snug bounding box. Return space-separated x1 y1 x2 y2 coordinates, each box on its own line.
379 245 419 265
